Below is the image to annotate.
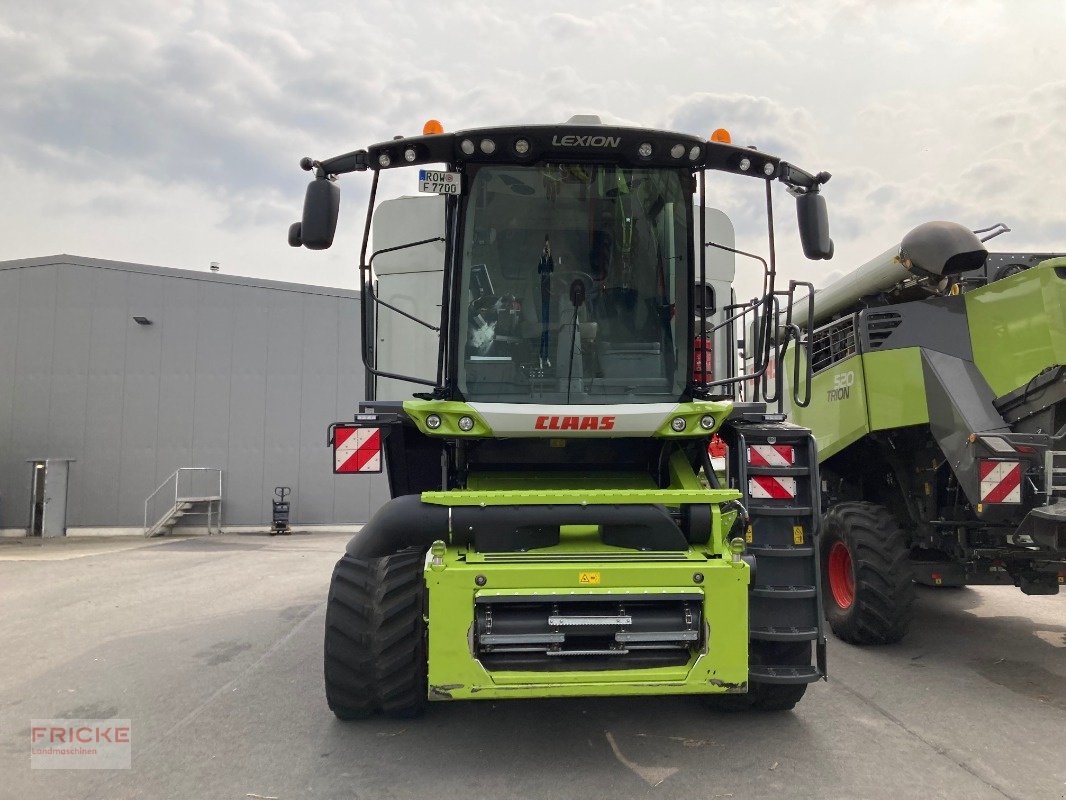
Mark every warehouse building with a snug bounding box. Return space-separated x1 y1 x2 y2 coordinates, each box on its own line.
0 255 387 535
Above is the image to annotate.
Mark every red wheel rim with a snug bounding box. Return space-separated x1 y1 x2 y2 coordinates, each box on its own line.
828 541 856 609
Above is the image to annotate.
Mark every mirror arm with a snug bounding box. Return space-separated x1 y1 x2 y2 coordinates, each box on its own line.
301 150 369 177
778 161 831 194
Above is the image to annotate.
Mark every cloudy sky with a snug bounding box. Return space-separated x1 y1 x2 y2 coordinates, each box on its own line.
2 0 1064 300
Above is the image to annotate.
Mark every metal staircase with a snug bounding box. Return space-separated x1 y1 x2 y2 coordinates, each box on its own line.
144 468 223 537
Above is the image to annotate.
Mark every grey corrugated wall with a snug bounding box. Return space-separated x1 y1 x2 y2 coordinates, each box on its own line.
0 256 386 529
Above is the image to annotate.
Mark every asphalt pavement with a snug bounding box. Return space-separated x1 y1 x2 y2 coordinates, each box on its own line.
1 532 1063 800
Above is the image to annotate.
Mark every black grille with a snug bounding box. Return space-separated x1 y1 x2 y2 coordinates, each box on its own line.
474 595 701 671
810 315 857 374
864 312 902 349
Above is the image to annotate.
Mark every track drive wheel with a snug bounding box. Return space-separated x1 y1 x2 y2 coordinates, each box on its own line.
323 548 427 719
821 501 915 645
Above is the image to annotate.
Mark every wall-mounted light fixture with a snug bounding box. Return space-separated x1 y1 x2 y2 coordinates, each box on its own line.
132 316 153 326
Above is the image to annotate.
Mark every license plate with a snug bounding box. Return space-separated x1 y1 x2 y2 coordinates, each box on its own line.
418 169 461 195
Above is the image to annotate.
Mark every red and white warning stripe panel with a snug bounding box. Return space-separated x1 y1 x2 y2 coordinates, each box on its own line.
749 475 797 500
747 444 795 467
334 425 382 474
979 460 1021 504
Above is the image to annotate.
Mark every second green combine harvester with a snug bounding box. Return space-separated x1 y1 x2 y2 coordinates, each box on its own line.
290 116 834 716
788 222 1066 644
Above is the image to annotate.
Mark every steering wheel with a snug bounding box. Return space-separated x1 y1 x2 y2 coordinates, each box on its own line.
552 270 598 306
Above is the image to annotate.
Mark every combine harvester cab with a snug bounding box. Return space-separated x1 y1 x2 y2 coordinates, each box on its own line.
290 116 835 717
787 221 1066 645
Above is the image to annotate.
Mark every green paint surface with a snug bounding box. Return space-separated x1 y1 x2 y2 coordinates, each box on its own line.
864 348 928 431
421 487 741 507
794 347 929 462
966 260 1066 396
424 548 750 700
420 447 748 699
403 400 493 437
791 353 870 460
652 401 734 437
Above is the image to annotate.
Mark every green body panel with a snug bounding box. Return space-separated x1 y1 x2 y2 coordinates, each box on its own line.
424 545 750 700
421 450 746 700
403 400 493 437
965 259 1066 396
790 349 928 462
863 348 928 431
651 401 734 437
421 487 741 507
790 353 870 460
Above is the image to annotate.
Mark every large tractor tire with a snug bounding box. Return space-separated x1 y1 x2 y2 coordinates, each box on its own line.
323 548 427 719
820 502 915 645
706 641 811 713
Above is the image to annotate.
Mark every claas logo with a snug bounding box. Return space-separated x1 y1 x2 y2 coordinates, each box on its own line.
534 415 616 431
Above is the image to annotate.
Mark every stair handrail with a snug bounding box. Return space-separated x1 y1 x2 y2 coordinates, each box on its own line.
144 470 179 533
174 467 223 501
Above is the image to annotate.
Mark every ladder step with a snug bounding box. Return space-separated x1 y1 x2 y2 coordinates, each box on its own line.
750 585 817 599
747 545 815 558
750 626 818 642
746 505 814 517
750 664 822 684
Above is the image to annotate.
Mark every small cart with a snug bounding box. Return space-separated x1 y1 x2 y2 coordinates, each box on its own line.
270 487 292 536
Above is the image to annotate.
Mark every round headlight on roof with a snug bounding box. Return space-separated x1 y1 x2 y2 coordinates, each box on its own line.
689 145 701 161
404 148 417 162
460 139 475 155
378 153 391 168
738 157 751 171
480 138 496 154
638 142 653 158
670 143 685 159
763 162 775 176
514 138 530 155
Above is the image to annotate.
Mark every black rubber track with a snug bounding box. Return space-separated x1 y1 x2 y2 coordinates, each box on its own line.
323 549 426 720
821 501 915 645
705 641 811 713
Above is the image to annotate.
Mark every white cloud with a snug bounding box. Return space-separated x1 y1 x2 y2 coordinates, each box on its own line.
0 0 1064 302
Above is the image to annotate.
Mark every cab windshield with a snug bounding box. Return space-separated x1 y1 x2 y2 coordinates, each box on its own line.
456 163 691 404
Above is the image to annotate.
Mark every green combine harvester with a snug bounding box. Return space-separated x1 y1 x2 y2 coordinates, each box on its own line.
787 221 1066 644
289 116 834 716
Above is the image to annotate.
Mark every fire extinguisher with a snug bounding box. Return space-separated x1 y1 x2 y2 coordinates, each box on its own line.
708 434 727 459
693 336 714 383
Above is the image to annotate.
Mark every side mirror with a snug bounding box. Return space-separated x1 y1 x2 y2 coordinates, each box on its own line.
797 191 833 260
291 177 340 250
